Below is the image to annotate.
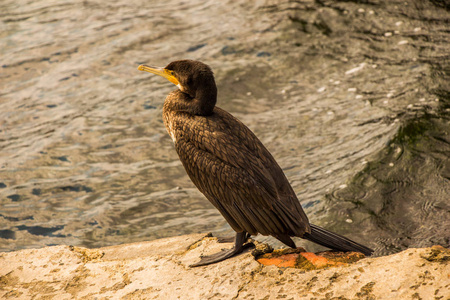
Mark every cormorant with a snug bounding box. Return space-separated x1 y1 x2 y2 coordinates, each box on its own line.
138 60 373 267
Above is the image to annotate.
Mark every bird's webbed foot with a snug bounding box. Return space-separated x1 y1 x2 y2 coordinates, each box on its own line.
190 232 253 267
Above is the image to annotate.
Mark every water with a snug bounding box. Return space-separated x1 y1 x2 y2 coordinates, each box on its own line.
1 0 448 254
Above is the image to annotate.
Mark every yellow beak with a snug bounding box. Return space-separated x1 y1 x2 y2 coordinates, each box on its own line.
138 64 179 86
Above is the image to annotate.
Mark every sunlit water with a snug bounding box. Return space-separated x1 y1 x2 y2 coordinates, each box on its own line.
1 0 448 254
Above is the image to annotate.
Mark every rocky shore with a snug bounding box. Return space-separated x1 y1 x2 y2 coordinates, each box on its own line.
1 234 448 299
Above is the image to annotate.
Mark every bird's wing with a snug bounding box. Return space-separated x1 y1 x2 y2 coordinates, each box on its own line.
173 130 309 237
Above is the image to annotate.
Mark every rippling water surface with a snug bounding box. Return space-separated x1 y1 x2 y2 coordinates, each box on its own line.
1 0 448 254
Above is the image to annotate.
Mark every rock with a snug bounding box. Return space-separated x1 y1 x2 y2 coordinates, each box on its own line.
420 245 450 263
250 239 274 257
256 248 366 270
0 234 449 299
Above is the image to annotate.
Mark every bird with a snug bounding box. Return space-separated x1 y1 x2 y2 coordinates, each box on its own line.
137 60 373 267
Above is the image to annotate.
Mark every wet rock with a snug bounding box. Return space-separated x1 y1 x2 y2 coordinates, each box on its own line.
420 245 450 263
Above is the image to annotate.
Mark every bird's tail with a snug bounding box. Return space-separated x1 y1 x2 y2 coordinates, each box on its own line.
303 224 373 256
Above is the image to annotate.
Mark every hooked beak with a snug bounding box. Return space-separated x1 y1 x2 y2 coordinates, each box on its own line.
138 64 180 86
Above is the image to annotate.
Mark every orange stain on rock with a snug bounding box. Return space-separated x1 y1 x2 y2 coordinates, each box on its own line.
300 252 336 268
256 249 365 269
257 257 283 266
257 253 299 267
278 254 298 268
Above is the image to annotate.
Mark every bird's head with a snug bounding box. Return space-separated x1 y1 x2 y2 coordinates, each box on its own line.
138 60 217 115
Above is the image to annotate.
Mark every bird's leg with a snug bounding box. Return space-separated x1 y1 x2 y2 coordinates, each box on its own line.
190 232 252 267
216 236 235 243
217 232 252 243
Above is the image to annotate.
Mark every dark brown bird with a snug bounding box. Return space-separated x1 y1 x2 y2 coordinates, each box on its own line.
138 60 373 267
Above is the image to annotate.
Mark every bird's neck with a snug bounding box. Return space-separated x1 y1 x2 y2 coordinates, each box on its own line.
164 87 217 116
